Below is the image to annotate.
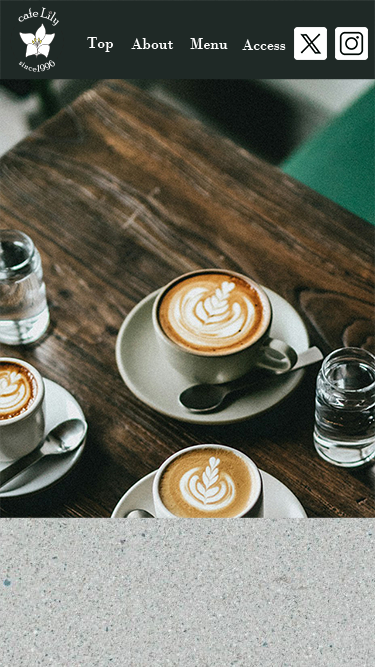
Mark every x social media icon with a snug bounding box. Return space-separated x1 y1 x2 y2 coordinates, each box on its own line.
294 27 327 60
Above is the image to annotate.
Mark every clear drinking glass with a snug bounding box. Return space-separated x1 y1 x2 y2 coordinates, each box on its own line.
314 347 375 467
0 230 50 345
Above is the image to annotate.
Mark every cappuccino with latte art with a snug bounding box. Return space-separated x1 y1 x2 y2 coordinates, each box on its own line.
153 269 296 384
157 272 269 355
0 357 45 462
153 444 263 518
0 361 37 420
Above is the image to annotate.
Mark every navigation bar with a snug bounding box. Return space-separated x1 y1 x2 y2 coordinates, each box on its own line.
1 1 373 79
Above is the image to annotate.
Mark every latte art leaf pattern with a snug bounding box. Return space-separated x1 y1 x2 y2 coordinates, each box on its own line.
196 281 235 324
179 456 236 512
173 280 255 350
159 272 268 354
198 456 220 501
0 368 33 418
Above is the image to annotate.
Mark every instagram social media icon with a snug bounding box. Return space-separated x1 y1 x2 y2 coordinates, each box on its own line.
335 27 368 60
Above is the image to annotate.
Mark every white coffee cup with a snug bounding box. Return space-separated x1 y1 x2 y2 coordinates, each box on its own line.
152 269 297 383
0 357 45 462
153 444 264 518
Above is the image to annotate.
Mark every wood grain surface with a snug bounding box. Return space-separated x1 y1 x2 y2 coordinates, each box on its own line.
0 80 374 517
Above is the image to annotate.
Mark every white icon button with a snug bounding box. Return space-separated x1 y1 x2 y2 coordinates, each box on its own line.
294 27 327 60
335 27 368 60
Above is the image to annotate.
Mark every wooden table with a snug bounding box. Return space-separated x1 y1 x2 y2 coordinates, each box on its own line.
0 80 374 518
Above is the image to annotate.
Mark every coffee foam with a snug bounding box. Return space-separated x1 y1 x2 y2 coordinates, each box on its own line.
158 273 268 354
0 362 37 420
159 447 255 517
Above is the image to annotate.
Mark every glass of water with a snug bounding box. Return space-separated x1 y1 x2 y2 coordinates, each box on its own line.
314 347 375 467
0 229 50 345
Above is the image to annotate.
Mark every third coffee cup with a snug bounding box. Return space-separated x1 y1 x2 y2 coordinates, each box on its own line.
153 444 264 518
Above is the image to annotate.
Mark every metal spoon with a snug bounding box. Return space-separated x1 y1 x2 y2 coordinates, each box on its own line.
0 418 87 489
179 347 323 413
125 509 154 518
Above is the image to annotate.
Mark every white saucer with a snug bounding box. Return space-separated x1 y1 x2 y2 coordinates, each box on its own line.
112 469 307 518
116 287 309 424
0 378 87 498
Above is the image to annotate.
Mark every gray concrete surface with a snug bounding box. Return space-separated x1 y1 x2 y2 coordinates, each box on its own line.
1 519 374 666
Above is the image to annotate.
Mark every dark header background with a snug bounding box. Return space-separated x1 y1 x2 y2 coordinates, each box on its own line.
0 1 374 78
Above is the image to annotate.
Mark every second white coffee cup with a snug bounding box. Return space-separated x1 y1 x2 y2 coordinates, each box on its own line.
0 357 45 462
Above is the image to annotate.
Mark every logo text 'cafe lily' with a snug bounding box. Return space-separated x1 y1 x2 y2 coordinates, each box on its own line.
19 7 59 27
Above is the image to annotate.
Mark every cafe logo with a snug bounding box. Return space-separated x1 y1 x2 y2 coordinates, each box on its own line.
20 24 55 58
18 7 58 72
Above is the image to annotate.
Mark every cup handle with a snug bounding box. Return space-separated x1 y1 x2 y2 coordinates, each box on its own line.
256 337 298 374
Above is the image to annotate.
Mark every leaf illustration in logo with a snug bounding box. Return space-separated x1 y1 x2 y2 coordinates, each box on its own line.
20 24 55 58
